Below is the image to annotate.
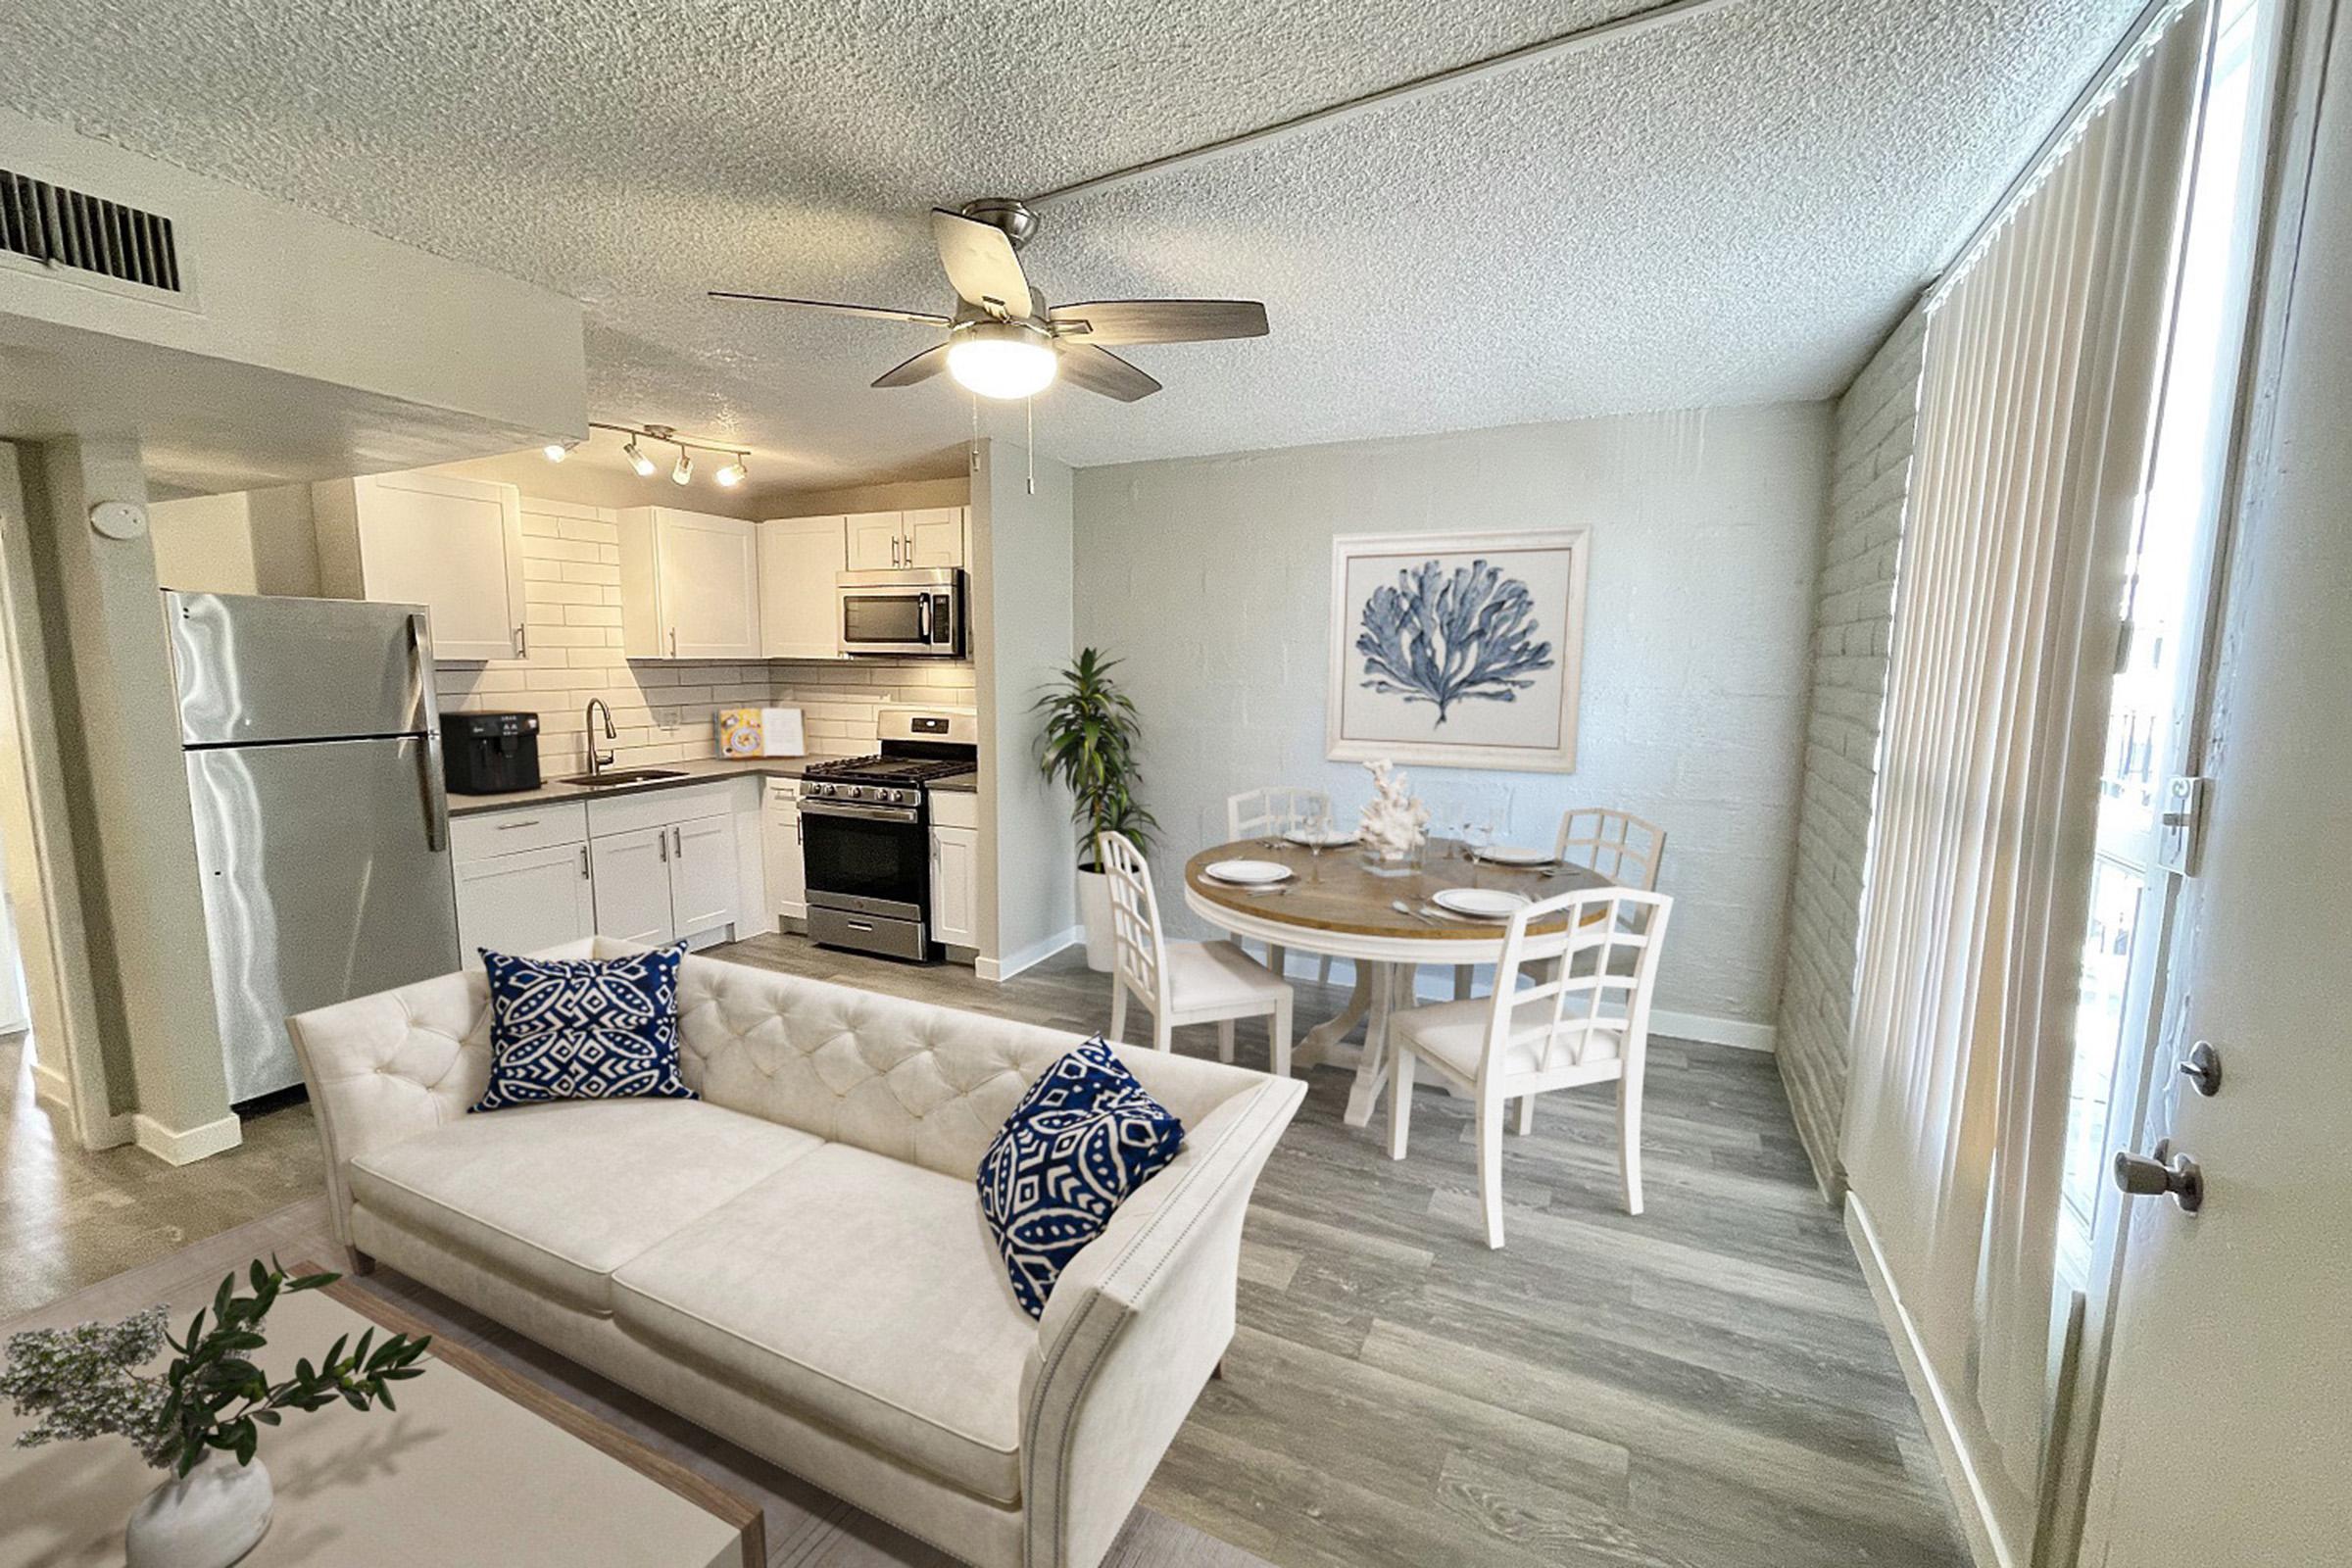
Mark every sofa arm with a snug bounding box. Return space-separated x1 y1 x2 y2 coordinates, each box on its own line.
1017 1072 1304 1568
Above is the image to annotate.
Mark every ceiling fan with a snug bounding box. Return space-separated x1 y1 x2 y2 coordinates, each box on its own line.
710 198 1268 403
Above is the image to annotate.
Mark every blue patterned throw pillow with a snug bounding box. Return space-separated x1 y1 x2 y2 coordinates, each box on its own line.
470 945 696 1112
977 1037 1186 1318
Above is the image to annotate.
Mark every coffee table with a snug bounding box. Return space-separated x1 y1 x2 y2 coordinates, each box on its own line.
0 1266 763 1567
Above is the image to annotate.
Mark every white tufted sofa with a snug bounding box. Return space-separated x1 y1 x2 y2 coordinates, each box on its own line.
286 938 1304 1568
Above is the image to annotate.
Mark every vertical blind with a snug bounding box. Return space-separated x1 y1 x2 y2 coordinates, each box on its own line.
1838 0 2211 1551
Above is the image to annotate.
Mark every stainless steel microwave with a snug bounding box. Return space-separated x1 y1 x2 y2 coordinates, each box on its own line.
837 568 966 658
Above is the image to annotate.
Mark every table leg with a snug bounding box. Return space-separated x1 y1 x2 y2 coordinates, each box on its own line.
1343 962 1398 1128
1294 959 1372 1070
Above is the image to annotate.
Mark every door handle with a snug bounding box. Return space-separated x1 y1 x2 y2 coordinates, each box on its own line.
2113 1139 2204 1214
918 595 932 641
416 730 448 854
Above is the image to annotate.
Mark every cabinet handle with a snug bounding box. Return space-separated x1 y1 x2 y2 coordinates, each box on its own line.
578 845 590 880
514 623 527 658
672 826 683 858
659 830 669 863
496 817 541 830
668 627 678 658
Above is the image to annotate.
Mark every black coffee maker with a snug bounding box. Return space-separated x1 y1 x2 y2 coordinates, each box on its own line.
441 711 541 794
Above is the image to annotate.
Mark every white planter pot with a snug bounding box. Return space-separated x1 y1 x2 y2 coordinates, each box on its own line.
1076 867 1114 973
126 1450 273 1568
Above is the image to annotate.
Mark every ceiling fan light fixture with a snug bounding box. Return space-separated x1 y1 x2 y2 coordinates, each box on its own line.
947 320 1057 400
623 438 657 477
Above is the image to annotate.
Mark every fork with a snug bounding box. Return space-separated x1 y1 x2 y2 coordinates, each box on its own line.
1390 899 1439 926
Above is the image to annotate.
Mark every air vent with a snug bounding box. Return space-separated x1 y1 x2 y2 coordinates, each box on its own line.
0 168 181 293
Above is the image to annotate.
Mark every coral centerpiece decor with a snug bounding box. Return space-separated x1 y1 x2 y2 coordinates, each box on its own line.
1356 760 1431 875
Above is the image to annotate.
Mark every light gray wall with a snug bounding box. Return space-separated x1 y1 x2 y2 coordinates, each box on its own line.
1071 404 1833 1039
972 438 1076 973
1775 311 1926 1190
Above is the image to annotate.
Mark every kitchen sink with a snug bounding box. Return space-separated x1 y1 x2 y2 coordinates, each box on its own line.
558 768 688 787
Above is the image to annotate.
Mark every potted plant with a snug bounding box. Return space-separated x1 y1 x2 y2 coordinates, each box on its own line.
1 1257 429 1568
1034 648 1156 972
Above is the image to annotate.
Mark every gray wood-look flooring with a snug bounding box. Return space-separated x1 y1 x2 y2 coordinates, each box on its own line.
714 935 1968 1568
1 932 1967 1568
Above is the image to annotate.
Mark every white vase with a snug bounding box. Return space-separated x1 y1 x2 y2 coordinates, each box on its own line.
126 1451 273 1568
1076 866 1114 973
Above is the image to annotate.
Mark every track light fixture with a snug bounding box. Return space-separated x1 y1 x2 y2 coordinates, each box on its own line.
560 421 752 493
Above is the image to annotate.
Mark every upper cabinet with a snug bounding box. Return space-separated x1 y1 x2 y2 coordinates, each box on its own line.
615 507 762 661
312 470 525 660
758 515 847 660
845 508 967 571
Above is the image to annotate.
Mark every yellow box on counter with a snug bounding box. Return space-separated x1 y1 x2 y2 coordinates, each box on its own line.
717 707 807 758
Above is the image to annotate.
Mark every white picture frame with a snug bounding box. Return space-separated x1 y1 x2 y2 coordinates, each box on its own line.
1326 527 1590 773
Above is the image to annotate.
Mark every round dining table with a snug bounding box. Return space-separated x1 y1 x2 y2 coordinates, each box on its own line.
1182 837 1613 1127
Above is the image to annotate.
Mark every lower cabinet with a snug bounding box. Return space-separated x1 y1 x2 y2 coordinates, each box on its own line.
762 778 806 925
454 841 596 964
930 826 979 950
452 784 750 958
589 812 741 948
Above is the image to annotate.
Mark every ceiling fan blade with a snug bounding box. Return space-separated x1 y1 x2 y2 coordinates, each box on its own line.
871 343 952 389
709 291 952 327
1057 343 1162 402
930 209 1033 318
1048 299 1269 345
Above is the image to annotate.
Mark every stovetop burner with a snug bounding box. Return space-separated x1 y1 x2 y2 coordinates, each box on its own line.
803 754 971 785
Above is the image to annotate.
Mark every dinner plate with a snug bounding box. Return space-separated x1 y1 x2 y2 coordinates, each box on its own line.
1430 887 1532 920
1470 844 1554 866
1204 859 1294 886
1284 827 1359 849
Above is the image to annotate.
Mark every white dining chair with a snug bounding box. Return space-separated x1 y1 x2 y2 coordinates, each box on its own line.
1387 886 1672 1247
1102 830 1294 1077
1556 808 1667 891
1225 787 1336 989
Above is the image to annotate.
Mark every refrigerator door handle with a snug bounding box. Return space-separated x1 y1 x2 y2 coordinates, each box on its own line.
417 731 449 854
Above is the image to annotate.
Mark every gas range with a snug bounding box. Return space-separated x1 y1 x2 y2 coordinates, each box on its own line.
799 707 977 962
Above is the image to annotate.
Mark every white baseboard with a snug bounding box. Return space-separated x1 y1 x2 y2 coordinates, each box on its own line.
27 1055 72 1109
980 924 1083 984
132 1111 244 1166
1263 953 1776 1054
1845 1195 2015 1568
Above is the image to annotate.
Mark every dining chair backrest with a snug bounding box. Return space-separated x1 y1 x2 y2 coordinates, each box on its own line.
1480 887 1673 1090
1554 808 1666 891
1099 831 1167 1011
1227 787 1333 841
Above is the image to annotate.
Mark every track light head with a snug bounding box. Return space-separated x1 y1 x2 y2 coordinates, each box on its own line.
543 439 579 464
670 448 693 485
623 438 657 477
714 455 748 487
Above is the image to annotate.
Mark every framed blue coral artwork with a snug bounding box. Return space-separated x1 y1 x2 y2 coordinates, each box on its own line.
1325 528 1590 772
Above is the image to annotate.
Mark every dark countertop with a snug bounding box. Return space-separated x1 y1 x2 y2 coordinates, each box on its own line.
447 755 980 815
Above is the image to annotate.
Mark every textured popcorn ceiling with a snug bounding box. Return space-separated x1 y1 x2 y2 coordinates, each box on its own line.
0 0 2139 492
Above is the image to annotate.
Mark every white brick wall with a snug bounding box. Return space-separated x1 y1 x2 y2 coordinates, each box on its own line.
432 496 974 771
1774 309 1926 1193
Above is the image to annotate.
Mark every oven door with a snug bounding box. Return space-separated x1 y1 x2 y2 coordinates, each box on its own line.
799 800 928 919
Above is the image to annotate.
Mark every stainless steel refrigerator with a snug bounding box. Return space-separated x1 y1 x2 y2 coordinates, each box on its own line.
167 591 461 1103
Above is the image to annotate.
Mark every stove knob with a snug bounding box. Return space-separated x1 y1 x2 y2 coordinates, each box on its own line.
848 785 868 801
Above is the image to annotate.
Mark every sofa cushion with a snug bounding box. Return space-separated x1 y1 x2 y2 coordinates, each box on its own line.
977 1037 1187 1317
346 1100 821 1313
612 1143 1037 1505
474 944 693 1112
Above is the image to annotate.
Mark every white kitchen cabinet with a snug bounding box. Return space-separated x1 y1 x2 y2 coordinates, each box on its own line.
590 826 677 946
758 516 847 660
844 508 968 571
930 825 979 951
313 470 524 660
846 512 906 571
904 507 966 568
668 815 740 937
616 507 762 660
762 778 806 924
455 841 596 965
